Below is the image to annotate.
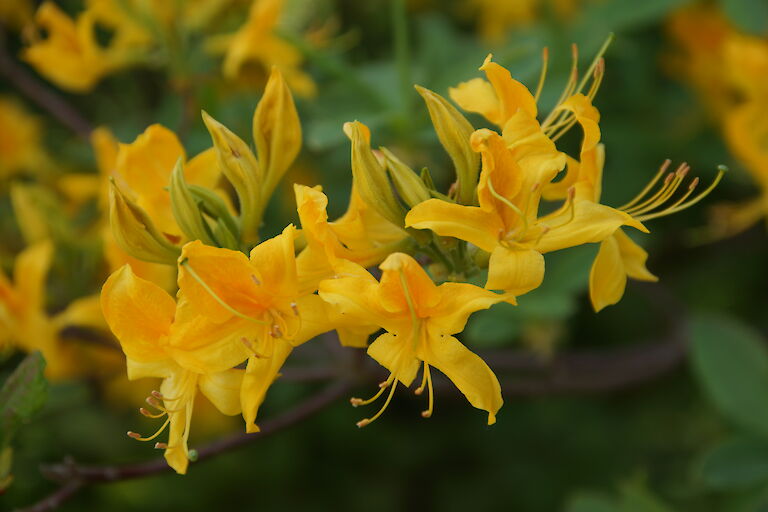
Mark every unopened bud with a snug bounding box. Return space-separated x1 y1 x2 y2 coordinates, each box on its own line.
108 180 180 264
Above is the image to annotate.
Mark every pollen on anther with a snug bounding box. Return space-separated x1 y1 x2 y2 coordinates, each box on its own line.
356 419 371 428
127 431 141 439
421 410 432 418
154 442 168 450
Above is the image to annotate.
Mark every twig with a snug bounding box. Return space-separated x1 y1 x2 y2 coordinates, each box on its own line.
0 26 93 138
16 381 349 512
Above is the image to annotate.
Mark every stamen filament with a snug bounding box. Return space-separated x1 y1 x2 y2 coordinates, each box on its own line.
622 172 675 216
140 407 166 419
351 375 395 407
487 178 529 237
636 166 726 221
356 378 399 428
533 47 549 103
421 364 434 418
127 416 171 442
414 361 428 395
626 166 688 216
617 159 671 211
575 33 614 95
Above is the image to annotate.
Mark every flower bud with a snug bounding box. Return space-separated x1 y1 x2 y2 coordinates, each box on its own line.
108 180 180 264
169 159 218 247
202 110 260 243
253 67 301 204
379 147 430 208
344 121 405 227
415 85 479 205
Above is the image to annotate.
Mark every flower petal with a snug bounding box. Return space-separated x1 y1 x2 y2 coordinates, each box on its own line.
448 77 502 126
614 228 658 282
430 282 512 334
485 245 544 296
367 332 420 386
241 339 293 433
588 235 627 313
100 265 175 362
200 369 244 416
534 200 647 254
417 329 503 425
14 240 53 314
406 199 502 253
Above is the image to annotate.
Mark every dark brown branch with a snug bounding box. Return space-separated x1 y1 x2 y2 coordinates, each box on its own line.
0 26 93 138
16 381 349 512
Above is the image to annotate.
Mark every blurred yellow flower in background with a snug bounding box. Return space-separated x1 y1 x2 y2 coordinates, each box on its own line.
0 97 46 178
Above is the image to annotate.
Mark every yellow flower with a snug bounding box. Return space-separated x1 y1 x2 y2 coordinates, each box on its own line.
0 241 108 379
294 184 407 294
177 225 340 432
319 253 509 426
101 264 245 474
0 97 46 178
207 0 315 97
407 125 644 297
22 2 134 92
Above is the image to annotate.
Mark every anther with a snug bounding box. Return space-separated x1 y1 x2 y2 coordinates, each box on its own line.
154 442 168 450
290 302 299 316
356 419 371 428
251 275 261 286
127 431 141 439
271 324 283 338
421 410 432 418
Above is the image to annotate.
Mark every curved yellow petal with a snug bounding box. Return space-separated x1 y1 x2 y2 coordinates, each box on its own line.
534 200 647 254
589 235 627 313
160 369 198 475
100 264 175 363
614 228 657 282
406 199 502 253
449 77 502 126
430 282 512 335
485 245 544 296
378 253 440 316
248 224 299 301
318 261 391 330
200 369 244 416
417 328 503 425
367 332 420 387
480 55 538 123
241 339 293 433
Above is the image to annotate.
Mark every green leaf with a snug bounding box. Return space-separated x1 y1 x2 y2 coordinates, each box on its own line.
695 436 768 490
566 492 618 512
0 352 48 447
690 315 768 438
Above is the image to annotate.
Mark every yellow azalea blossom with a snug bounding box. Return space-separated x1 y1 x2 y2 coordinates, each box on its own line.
319 252 509 426
407 125 645 297
22 2 137 92
177 225 343 432
101 264 246 474
294 183 408 294
207 0 315 96
0 97 46 178
0 241 110 379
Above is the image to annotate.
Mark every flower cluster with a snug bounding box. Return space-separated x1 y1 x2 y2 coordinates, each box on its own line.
93 44 722 474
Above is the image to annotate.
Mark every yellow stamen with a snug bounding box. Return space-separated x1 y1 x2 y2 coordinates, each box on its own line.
622 172 675 216
139 407 166 419
356 378 399 428
625 165 688 216
420 364 434 419
617 159 671 211
533 47 549 103
350 375 395 407
414 361 428 395
635 166 727 221
487 177 529 237
127 416 171 442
